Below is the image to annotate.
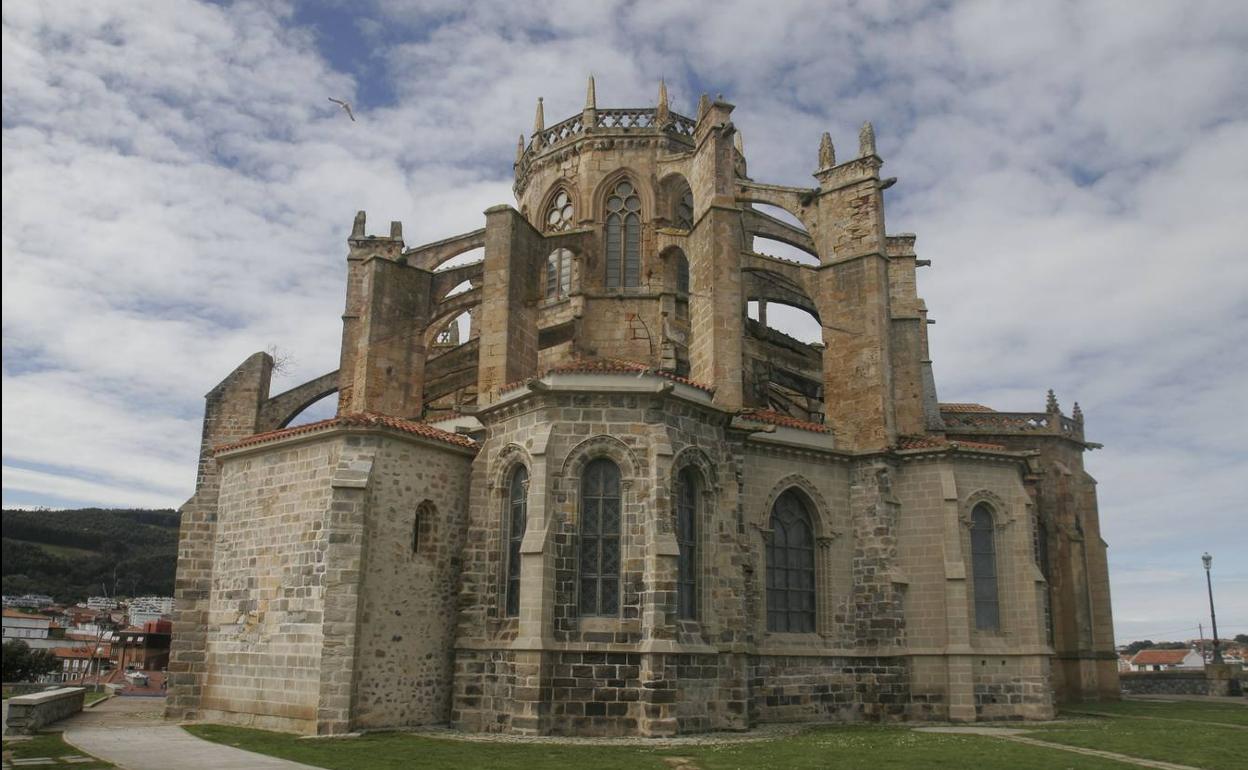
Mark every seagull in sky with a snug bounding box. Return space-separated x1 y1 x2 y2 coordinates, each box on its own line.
328 97 356 122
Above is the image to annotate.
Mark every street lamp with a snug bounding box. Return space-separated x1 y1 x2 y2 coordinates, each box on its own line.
1202 552 1223 665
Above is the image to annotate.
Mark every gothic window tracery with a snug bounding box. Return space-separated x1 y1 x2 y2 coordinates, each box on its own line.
545 248 573 300
545 189 574 232
971 503 1000 630
505 467 528 617
579 459 621 616
605 180 641 289
766 490 816 633
675 467 698 620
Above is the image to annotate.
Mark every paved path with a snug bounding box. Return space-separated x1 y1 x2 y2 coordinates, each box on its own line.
59 697 319 770
914 726 1203 770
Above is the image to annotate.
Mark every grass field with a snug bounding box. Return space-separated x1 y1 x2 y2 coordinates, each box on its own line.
187 699 1248 770
1 732 114 768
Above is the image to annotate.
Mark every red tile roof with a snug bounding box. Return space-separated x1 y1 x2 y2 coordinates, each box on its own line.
1131 649 1195 666
215 412 477 453
897 435 1007 452
2 609 50 621
502 359 714 394
737 409 832 434
940 403 997 413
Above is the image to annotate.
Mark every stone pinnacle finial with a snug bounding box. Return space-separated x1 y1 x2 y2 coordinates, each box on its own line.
586 74 596 109
1072 402 1083 422
656 79 671 126
819 131 836 168
733 130 744 155
390 221 403 240
859 121 876 157
1046 389 1060 414
515 134 525 164
351 210 366 239
697 93 711 121
533 97 545 133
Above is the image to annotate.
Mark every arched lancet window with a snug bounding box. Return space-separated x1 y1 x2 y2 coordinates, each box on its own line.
971 503 1000 630
505 467 528 617
545 248 573 300
766 490 816 633
579 459 621 616
675 467 698 620
545 189 574 232
676 252 690 295
605 180 641 289
413 501 435 556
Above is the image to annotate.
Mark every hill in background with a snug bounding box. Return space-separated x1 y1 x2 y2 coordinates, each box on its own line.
2 508 179 602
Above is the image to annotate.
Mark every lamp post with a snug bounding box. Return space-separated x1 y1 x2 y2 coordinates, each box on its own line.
1202 552 1223 665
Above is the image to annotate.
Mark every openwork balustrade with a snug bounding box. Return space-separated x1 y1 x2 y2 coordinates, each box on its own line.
527 108 696 158
941 410 1084 440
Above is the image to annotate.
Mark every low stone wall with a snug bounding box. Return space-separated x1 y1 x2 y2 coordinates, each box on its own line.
5 687 86 734
1120 665 1245 697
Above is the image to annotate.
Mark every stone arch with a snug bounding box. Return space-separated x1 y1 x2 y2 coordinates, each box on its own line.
657 171 693 229
591 167 656 223
538 178 581 232
488 443 534 619
558 434 642 492
961 489 1015 530
759 473 838 540
669 445 719 492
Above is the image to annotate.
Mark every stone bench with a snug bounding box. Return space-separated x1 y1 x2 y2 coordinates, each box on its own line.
5 687 86 734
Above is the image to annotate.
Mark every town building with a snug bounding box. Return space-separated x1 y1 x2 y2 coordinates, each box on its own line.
166 82 1119 736
1129 648 1204 671
2 609 51 641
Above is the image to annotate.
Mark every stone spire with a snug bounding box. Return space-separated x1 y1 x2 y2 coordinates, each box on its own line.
351 210 366 239
532 97 545 149
586 74 596 109
515 134 525 165
818 131 836 169
656 79 671 126
1046 389 1060 414
859 121 876 157
1072 401 1083 423
697 92 711 122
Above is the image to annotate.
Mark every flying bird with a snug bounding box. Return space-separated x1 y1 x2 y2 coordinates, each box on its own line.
328 97 356 122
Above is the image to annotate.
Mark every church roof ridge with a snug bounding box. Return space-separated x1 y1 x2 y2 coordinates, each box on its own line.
215 412 477 453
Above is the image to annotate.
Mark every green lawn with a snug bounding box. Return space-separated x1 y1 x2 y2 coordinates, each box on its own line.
2 732 113 768
187 723 1135 770
84 690 110 705
186 700 1248 770
1025 702 1248 770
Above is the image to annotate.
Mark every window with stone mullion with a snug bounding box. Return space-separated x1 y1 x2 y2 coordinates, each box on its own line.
505 467 528 617
971 503 1000 631
605 181 641 289
766 491 816 633
579 459 621 616
676 469 697 620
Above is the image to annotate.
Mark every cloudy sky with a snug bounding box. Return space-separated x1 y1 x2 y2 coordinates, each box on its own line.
3 0 1246 644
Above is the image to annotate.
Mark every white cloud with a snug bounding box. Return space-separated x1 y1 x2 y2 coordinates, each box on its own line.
3 0 1246 642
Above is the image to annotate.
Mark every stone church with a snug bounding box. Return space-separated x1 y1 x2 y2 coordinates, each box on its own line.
165 80 1118 737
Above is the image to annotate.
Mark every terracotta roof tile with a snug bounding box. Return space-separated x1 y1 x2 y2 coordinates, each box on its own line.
738 409 832 434
501 359 715 394
897 435 1008 452
1131 649 1194 665
215 412 477 453
940 403 997 413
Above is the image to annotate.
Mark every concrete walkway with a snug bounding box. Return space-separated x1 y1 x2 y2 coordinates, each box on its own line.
58 697 319 770
914 726 1204 770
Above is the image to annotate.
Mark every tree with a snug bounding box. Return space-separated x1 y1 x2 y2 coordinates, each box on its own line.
1235 633 1248 645
2 639 60 682
1123 640 1155 655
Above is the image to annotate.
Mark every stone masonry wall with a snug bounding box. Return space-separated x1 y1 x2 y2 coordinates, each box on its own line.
351 435 474 729
200 438 339 733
